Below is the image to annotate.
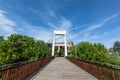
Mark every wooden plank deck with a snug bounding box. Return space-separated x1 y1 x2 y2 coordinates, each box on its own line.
25 57 98 80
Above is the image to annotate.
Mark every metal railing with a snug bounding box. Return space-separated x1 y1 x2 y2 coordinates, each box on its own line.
66 57 120 80
0 57 54 80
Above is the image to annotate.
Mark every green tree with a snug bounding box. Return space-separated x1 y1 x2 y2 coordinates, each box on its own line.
69 45 75 57
0 34 51 65
70 42 110 63
93 43 110 63
0 36 4 43
76 42 98 61
113 41 120 55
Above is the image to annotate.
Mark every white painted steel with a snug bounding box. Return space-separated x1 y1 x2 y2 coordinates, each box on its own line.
52 30 68 56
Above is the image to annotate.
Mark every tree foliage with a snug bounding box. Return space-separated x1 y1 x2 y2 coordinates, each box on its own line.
54 46 64 57
69 42 110 63
108 41 120 65
0 34 51 65
0 36 4 43
113 41 120 55
109 55 120 65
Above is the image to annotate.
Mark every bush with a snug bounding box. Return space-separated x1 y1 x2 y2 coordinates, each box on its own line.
0 34 51 65
109 55 120 65
70 42 110 63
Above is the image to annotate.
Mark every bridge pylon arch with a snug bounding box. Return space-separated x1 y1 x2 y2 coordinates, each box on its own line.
52 30 68 57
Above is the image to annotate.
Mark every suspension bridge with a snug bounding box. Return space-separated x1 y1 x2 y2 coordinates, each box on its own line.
0 30 120 80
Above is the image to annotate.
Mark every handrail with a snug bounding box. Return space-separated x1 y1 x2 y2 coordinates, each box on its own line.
66 57 120 80
0 57 54 80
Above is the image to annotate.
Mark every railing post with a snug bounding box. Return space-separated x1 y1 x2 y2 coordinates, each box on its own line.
112 70 116 80
5 69 9 80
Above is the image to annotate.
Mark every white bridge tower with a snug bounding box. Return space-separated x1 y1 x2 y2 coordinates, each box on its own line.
52 30 68 57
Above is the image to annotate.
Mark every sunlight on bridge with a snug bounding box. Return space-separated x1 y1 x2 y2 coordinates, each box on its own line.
25 57 97 80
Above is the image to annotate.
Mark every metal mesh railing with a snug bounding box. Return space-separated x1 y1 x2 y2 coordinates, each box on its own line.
66 57 120 80
0 57 54 80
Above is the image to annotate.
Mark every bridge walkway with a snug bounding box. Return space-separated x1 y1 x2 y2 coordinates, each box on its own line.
25 57 97 80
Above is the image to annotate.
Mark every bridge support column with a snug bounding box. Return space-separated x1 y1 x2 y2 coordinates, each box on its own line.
64 33 67 56
52 34 55 56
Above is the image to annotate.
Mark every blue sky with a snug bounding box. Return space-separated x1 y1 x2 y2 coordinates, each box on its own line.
0 0 120 48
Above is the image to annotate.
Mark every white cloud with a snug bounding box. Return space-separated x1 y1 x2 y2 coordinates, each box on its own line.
48 23 58 30
49 10 57 18
0 10 5 14
104 14 119 22
31 8 72 34
68 14 120 45
60 18 72 30
0 10 16 36
15 22 53 42
48 17 72 31
86 24 103 31
81 14 119 35
0 10 53 42
88 35 98 40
